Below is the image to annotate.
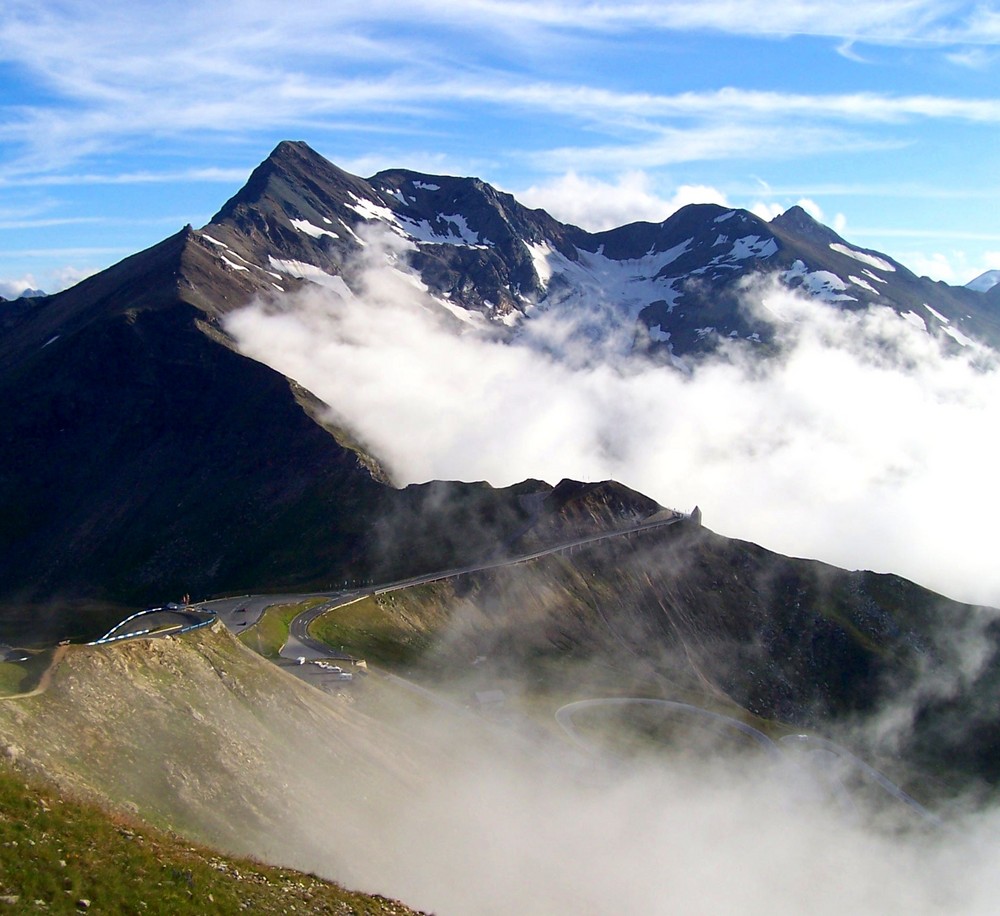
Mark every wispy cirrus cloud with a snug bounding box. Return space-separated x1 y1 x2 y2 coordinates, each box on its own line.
0 168 250 189
3 2 1000 174
2 0 999 288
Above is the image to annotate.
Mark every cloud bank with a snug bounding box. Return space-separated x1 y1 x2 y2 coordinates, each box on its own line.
333 717 1000 916
226 231 1000 608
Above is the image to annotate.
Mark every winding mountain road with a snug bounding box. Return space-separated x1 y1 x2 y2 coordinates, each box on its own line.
281 510 689 656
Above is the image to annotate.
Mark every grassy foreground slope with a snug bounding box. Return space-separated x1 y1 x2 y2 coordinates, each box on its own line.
0 765 422 914
0 621 456 905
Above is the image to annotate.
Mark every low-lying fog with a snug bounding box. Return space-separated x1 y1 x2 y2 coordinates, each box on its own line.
277 693 999 915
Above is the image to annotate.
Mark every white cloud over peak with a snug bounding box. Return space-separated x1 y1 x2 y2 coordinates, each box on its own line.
0 275 41 298
516 172 728 231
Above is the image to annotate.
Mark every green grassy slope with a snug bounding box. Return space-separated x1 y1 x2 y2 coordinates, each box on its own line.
0 764 423 914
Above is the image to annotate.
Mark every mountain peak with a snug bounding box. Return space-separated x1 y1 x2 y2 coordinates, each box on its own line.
770 204 838 241
269 138 315 160
967 269 1000 293
210 140 370 227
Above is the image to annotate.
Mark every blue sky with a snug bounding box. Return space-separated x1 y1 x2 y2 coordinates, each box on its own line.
2 0 1000 296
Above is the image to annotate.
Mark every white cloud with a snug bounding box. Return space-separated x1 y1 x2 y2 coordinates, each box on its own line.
49 264 97 291
0 274 40 298
751 201 785 220
945 47 997 69
898 248 1000 284
327 722 1000 915
226 229 1000 609
3 0 1000 178
0 263 98 297
750 196 828 224
516 172 729 231
795 197 824 220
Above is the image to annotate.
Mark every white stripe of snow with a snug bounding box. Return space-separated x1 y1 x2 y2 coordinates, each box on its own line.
924 304 949 324
525 241 555 287
849 275 881 295
901 311 927 331
829 242 895 272
942 325 974 347
529 239 693 322
290 218 339 240
268 257 354 298
347 194 399 224
398 213 491 247
434 295 489 326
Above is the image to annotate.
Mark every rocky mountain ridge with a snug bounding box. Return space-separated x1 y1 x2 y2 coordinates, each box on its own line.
197 140 1000 357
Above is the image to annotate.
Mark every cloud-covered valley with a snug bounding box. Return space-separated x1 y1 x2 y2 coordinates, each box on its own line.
225 232 1000 609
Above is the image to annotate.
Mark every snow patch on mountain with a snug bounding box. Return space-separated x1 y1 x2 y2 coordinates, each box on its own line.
346 191 491 248
850 275 881 296
399 213 491 248
269 257 354 297
347 194 399 225
220 255 249 272
290 218 339 240
381 187 409 205
924 304 949 324
943 325 975 347
901 311 927 331
434 294 490 326
726 235 778 260
533 240 694 323
524 241 556 289
781 261 856 302
829 243 895 272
